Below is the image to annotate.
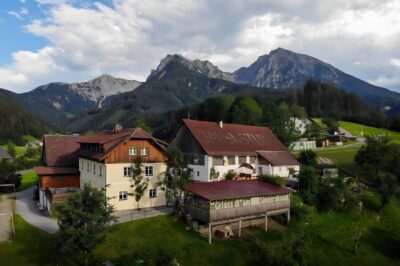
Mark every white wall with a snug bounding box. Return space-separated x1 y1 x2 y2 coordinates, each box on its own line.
79 158 106 190
189 155 210 182
258 164 300 178
105 162 166 211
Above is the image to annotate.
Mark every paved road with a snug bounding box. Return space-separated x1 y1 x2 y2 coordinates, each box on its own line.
0 196 12 241
15 187 58 234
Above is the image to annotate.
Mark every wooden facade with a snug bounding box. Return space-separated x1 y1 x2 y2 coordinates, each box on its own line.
105 139 166 164
185 193 291 223
40 174 80 190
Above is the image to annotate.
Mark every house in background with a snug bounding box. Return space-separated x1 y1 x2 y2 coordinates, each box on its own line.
171 119 300 182
75 127 168 212
35 135 82 214
0 146 12 162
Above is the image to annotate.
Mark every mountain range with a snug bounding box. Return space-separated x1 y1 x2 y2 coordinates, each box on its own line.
1 47 400 138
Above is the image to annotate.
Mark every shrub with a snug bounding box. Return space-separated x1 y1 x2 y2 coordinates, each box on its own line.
260 174 286 187
297 150 317 167
225 170 236 180
299 166 320 205
361 192 380 212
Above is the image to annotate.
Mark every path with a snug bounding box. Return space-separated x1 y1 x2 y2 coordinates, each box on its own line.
15 186 58 233
0 196 12 241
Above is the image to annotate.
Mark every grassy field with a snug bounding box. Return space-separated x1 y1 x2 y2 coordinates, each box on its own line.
1 198 399 266
339 121 400 143
0 215 53 266
18 171 38 191
315 147 359 175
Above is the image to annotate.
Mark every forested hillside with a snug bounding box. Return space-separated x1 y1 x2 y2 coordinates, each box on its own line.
0 89 47 144
149 80 387 143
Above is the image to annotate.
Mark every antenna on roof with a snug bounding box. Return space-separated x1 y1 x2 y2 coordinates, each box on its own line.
187 112 190 120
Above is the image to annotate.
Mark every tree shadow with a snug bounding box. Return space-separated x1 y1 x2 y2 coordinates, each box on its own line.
364 227 400 260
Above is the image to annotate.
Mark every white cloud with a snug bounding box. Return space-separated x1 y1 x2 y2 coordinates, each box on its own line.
21 0 27 3
1 0 400 92
7 11 23 20
391 58 400 67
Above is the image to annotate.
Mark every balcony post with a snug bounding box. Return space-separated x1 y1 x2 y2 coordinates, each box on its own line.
208 223 212 244
265 212 268 231
238 218 242 237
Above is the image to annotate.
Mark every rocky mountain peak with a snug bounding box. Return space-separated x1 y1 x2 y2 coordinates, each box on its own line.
147 54 233 81
70 74 141 107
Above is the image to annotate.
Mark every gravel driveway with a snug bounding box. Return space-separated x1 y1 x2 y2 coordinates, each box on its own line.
15 186 58 234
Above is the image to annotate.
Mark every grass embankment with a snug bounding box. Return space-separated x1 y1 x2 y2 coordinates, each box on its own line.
315 147 359 175
0 215 53 266
339 121 400 143
1 198 400 266
18 171 38 191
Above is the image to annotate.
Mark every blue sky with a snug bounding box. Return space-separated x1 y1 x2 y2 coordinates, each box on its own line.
1 0 400 93
0 1 46 64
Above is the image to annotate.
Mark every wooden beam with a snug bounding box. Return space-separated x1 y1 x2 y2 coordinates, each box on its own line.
238 219 242 237
265 213 268 232
208 223 212 244
287 209 290 225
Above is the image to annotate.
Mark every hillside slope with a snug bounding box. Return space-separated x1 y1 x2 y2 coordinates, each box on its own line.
0 89 47 144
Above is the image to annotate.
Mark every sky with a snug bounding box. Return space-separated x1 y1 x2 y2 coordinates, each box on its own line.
1 0 400 93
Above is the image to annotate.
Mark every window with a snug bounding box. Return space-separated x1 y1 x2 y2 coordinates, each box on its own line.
119 191 128 201
141 147 149 156
145 166 153 176
212 156 224 166
99 165 103 177
250 156 256 164
123 167 132 177
87 162 89 172
227 156 236 165
93 164 96 174
238 156 247 164
197 171 200 177
129 147 137 156
80 161 83 170
149 189 157 198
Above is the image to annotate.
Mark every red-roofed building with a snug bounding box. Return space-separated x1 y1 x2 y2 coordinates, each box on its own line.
171 119 300 182
35 126 169 214
185 179 294 243
76 127 168 211
35 135 83 213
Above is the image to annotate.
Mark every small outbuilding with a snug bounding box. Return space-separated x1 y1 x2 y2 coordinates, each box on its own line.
185 179 294 243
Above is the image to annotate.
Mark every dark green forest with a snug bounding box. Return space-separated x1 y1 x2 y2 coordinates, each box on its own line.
0 89 46 145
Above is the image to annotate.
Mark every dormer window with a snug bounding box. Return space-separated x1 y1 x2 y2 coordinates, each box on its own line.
129 147 137 156
141 147 149 156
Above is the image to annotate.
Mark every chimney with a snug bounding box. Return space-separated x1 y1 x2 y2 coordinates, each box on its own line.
219 121 223 128
114 123 123 133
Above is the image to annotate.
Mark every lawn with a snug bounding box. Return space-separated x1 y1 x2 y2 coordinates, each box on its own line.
18 171 38 191
0 215 53 266
339 121 400 143
315 147 359 175
1 199 400 266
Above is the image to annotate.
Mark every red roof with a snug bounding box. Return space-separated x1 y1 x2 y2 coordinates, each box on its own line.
188 179 293 201
77 129 133 144
257 151 300 166
75 128 167 161
182 119 289 156
35 166 80 175
43 135 83 167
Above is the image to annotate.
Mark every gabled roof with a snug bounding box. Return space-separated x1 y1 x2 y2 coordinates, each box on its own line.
188 180 294 201
43 135 83 167
75 128 167 161
181 119 289 156
257 151 300 166
0 146 12 159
